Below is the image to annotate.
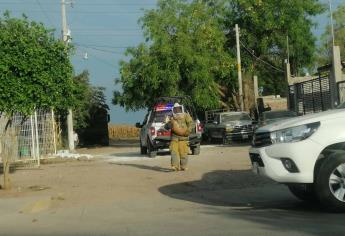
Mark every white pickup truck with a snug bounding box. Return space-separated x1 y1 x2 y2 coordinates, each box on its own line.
249 103 345 212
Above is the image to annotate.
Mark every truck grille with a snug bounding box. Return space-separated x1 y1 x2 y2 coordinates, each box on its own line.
233 124 253 133
252 132 272 147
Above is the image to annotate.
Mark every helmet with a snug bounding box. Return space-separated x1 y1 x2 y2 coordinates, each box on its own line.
172 102 184 115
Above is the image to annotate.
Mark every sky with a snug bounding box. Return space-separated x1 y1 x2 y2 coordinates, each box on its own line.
0 0 343 125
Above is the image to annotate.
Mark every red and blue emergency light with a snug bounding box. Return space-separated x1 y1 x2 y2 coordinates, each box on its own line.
154 103 174 112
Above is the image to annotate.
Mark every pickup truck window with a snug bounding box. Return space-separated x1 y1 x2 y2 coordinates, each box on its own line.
150 110 172 123
221 114 251 122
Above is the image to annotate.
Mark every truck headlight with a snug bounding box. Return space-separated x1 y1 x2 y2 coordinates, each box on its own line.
226 124 234 132
270 122 320 144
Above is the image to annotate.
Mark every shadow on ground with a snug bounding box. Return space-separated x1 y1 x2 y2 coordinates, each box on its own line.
159 170 345 236
113 163 173 172
108 151 170 159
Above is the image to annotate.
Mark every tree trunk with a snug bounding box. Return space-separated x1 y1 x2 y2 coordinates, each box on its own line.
3 156 10 189
1 118 17 190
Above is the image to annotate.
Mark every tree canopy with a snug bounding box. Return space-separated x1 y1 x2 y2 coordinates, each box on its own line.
114 0 325 112
0 12 75 116
113 0 234 112
319 4 345 65
73 70 109 130
221 0 325 95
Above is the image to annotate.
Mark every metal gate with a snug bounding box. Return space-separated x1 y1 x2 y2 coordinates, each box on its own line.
0 110 57 167
288 76 332 115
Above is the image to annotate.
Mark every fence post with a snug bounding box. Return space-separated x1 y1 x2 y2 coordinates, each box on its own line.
285 62 292 108
30 115 36 161
330 46 342 107
51 109 57 155
34 110 40 167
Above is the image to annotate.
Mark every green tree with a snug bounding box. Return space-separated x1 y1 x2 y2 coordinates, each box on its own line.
113 0 235 112
72 70 109 130
221 0 325 95
319 4 345 65
0 13 75 189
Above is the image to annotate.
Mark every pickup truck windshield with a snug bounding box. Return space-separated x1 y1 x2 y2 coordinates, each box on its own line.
151 110 172 123
221 114 251 122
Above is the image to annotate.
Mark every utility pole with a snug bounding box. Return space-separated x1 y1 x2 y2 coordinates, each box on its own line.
235 24 244 111
328 0 335 48
61 0 74 151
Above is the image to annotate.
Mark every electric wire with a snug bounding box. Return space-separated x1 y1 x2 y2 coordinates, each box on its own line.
239 40 286 74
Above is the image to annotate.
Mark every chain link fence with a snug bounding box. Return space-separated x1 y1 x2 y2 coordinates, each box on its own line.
0 110 57 167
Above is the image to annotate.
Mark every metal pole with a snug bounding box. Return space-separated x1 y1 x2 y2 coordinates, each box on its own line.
61 0 75 151
235 24 244 111
34 110 40 167
51 109 57 155
30 115 35 160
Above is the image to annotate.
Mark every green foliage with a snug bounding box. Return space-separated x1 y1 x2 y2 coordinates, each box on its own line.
73 70 109 129
0 13 75 115
114 0 235 112
114 0 325 111
222 0 325 95
318 4 345 65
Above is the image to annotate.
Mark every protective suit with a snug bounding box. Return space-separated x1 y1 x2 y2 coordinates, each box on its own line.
165 103 193 171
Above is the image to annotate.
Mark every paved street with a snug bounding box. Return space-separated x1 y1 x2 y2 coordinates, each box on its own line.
0 144 344 236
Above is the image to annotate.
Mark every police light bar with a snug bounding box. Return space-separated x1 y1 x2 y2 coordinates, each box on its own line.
154 103 173 111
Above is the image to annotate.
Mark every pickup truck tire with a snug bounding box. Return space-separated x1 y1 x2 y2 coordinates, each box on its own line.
147 139 157 158
315 153 345 212
191 144 200 155
140 140 147 155
207 131 214 144
287 184 317 202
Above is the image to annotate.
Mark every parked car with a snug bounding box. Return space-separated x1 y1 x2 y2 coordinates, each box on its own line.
203 111 254 143
249 103 345 212
136 96 203 158
258 110 297 127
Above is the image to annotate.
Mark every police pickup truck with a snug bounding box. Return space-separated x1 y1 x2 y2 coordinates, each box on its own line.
136 97 203 158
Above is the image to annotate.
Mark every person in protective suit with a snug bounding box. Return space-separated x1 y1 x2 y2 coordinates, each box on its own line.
165 103 193 171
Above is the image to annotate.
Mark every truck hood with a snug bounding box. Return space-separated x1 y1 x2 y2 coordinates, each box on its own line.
223 120 252 127
257 108 345 133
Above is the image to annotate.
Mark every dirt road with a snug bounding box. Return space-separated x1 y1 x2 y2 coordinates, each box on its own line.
0 145 344 236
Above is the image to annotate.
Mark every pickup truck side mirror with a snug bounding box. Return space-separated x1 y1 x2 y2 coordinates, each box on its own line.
135 122 142 128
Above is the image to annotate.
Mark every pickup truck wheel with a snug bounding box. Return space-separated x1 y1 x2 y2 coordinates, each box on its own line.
207 131 214 144
140 140 147 155
287 184 317 202
147 140 157 158
315 153 345 212
191 144 200 155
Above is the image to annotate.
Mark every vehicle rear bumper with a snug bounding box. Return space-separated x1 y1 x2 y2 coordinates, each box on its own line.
225 131 252 140
152 134 201 149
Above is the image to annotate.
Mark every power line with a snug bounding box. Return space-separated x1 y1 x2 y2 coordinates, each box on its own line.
239 40 285 74
0 2 156 6
35 0 55 27
74 43 132 49
5 10 144 14
76 44 125 55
